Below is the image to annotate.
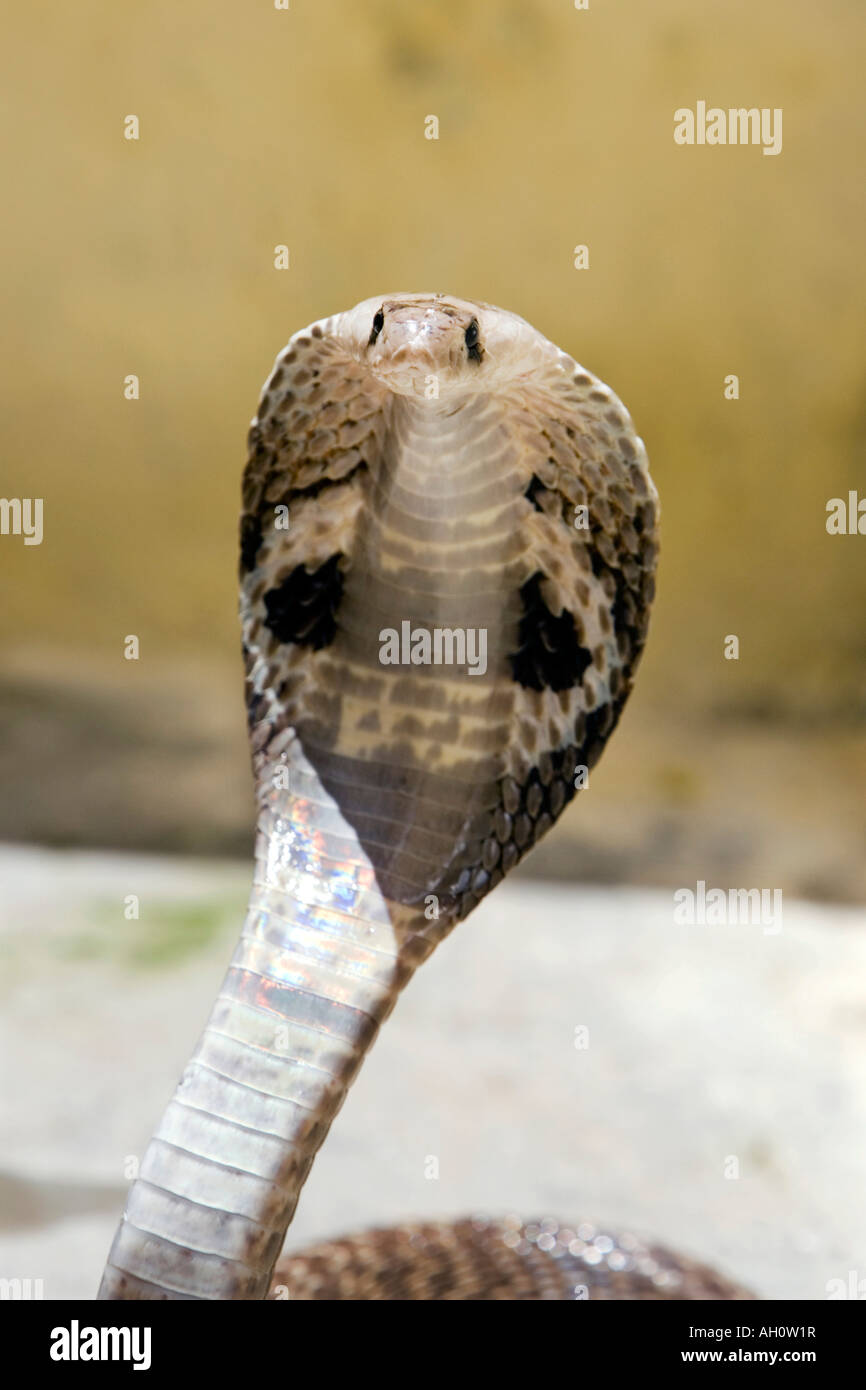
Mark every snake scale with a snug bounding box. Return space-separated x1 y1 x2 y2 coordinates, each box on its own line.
97 293 747 1301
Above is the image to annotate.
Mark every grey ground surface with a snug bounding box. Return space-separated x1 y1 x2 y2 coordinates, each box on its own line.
1 844 864 1301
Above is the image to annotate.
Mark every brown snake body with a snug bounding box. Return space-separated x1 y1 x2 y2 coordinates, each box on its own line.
97 293 746 1300
273 1218 752 1301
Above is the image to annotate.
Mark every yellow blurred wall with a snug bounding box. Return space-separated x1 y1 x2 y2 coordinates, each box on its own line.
2 0 865 723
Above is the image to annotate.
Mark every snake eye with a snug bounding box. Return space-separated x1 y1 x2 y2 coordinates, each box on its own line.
464 318 482 362
369 309 385 345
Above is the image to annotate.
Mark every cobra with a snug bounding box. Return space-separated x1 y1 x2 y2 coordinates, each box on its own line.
96 293 742 1300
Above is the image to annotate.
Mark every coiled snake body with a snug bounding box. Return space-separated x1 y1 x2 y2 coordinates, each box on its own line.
98 293 747 1300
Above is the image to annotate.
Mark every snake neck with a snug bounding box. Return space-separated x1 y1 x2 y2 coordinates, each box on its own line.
97 736 438 1301
98 397 519 1301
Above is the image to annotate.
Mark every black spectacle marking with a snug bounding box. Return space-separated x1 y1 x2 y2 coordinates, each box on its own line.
509 572 594 692
524 475 547 514
369 308 385 345
262 554 344 649
464 318 482 363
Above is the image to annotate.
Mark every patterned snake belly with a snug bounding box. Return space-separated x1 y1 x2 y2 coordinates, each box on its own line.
97 293 742 1301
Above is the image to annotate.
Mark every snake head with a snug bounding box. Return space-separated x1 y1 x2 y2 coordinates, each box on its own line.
342 292 549 399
